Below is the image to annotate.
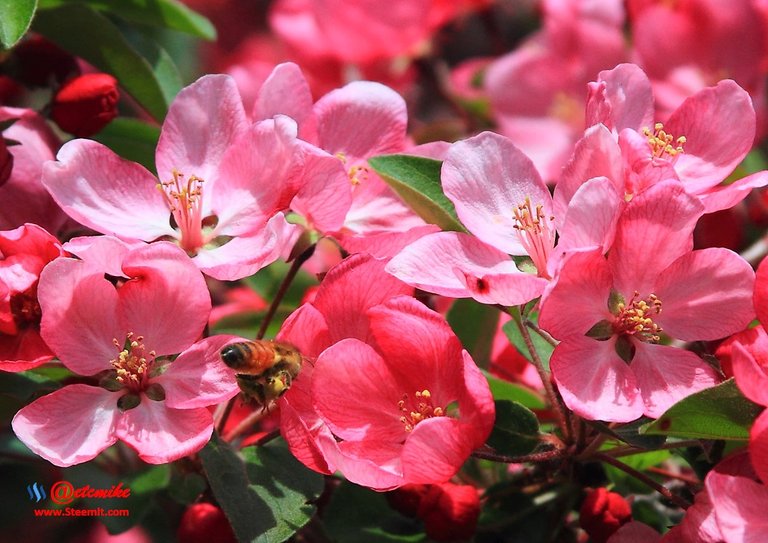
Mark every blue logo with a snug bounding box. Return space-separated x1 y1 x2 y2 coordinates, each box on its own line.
27 482 47 502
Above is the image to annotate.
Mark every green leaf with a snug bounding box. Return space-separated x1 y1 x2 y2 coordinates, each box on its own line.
368 154 465 232
324 482 425 543
121 28 182 109
32 3 173 120
589 417 666 450
447 298 499 369
92 118 160 170
484 372 545 409
502 315 554 370
199 434 324 543
168 471 207 505
0 0 37 49
604 450 670 492
0 368 64 401
38 0 215 40
486 400 540 456
642 379 763 440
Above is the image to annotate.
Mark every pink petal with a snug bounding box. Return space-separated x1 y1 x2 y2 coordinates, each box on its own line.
551 336 644 422
631 343 719 419
757 256 768 329
0 329 54 371
213 116 303 236
654 248 755 341
39 258 123 375
442 131 551 255
386 232 545 306
332 440 405 490
155 74 248 186
279 399 334 475
666 80 755 192
117 401 213 464
697 171 768 214
586 63 654 133
401 417 474 484
42 139 174 241
539 249 613 340
12 384 118 467
62 235 144 278
314 81 407 158
554 124 623 230
157 335 241 409
312 253 412 342
732 343 768 406
312 338 405 442
290 143 352 232
277 303 331 359
253 62 317 142
339 224 441 259
193 214 301 281
556 176 622 255
749 410 768 486
608 180 703 296
706 469 768 542
606 522 662 543
118 242 210 356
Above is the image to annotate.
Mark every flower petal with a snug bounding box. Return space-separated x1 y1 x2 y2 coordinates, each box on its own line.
253 62 317 141
442 131 550 255
158 335 241 409
401 417 475 484
654 248 754 341
42 139 173 240
117 401 213 464
732 343 768 406
749 409 768 487
12 384 118 467
551 336 644 422
706 467 768 542
632 343 719 419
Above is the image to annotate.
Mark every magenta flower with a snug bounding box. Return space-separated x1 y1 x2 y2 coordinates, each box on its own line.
0 223 65 371
388 131 621 307
42 75 304 280
276 254 494 490
11 240 238 466
539 181 755 421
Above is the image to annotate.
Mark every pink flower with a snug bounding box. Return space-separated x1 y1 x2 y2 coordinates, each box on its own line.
0 223 65 371
387 131 621 307
0 107 69 234
578 63 768 213
276 254 494 489
539 181 755 421
42 75 304 280
484 0 627 180
11 240 239 466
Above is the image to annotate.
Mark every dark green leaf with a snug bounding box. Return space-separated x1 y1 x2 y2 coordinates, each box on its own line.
168 471 207 505
0 0 36 49
38 0 215 40
484 372 545 409
368 154 465 232
324 482 425 543
486 400 539 456
0 369 64 401
502 315 554 370
121 28 182 108
33 3 172 120
642 379 763 440
200 434 324 543
447 298 499 369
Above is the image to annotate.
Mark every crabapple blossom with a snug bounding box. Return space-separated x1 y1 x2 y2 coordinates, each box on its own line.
387 131 621 306
0 223 65 371
11 240 239 466
42 74 305 280
276 253 493 489
539 181 755 421
731 340 768 485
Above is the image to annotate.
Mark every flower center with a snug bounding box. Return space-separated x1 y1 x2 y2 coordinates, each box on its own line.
9 289 42 330
335 152 369 186
109 333 155 393
612 291 663 342
642 123 686 161
398 389 445 432
513 197 555 278
157 169 206 253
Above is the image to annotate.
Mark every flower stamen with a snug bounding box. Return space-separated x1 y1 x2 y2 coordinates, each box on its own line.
398 389 445 432
157 169 206 252
110 333 156 393
512 197 555 278
612 291 663 342
642 122 686 160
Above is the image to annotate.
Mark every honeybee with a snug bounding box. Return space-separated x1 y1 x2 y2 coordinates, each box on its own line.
220 340 303 409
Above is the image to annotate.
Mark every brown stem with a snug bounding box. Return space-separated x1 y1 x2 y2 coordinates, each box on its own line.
223 409 268 442
526 320 559 348
647 467 700 486
472 447 566 464
252 428 282 447
594 453 691 509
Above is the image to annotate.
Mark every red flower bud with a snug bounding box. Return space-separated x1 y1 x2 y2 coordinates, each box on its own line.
51 73 119 137
386 484 431 518
579 488 632 543
177 503 236 543
0 137 13 187
418 483 480 542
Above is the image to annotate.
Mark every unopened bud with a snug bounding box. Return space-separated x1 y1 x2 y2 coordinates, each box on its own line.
51 73 119 137
178 503 236 543
579 488 632 543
